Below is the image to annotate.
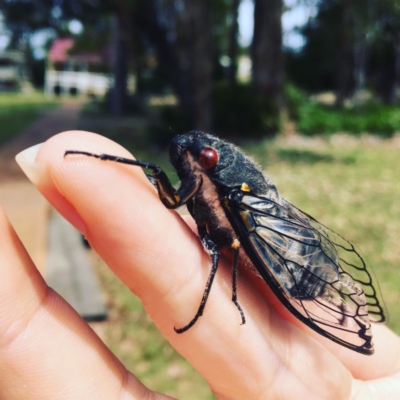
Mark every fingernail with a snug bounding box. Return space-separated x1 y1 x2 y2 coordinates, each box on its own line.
15 144 48 185
16 143 88 235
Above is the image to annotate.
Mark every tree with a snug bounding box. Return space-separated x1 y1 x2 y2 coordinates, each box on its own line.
373 0 400 104
110 0 134 115
286 0 343 93
289 0 400 105
0 0 115 43
227 0 240 86
251 0 284 107
250 0 283 136
336 0 355 105
135 0 213 131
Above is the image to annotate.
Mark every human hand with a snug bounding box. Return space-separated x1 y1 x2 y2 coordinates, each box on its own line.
1 130 398 399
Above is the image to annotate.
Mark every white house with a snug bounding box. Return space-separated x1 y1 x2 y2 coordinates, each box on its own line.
45 38 112 97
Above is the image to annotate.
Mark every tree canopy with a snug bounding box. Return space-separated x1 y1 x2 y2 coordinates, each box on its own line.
1 0 400 135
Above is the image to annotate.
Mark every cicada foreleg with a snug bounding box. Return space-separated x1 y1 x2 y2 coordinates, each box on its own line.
64 151 180 208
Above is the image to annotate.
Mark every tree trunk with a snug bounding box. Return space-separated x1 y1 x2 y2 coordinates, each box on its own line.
353 39 368 106
251 0 283 106
381 40 400 104
227 0 240 86
394 43 400 103
136 0 194 115
109 0 136 115
336 0 354 106
184 0 213 130
110 13 129 116
136 0 212 130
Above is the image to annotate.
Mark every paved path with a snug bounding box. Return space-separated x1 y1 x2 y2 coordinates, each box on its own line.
0 101 83 181
0 100 106 320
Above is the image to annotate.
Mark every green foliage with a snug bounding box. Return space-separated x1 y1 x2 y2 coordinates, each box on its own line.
285 84 400 136
296 101 400 137
213 82 281 138
0 93 57 146
285 83 308 121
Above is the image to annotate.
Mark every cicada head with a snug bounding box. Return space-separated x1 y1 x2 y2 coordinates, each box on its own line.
170 131 272 195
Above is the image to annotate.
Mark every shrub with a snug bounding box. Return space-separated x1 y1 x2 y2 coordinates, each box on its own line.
295 99 400 137
285 83 308 121
213 82 280 139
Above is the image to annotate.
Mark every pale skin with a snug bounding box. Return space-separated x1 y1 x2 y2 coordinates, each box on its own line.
0 130 397 399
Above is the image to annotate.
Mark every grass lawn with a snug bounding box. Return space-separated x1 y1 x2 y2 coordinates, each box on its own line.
81 118 400 397
0 92 58 147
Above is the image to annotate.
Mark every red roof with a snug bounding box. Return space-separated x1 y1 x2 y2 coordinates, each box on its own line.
48 38 110 63
48 38 74 62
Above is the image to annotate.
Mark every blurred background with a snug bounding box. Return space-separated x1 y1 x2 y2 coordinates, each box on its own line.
0 0 399 398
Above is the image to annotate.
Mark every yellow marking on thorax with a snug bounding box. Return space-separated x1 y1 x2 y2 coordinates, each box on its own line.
231 238 240 250
241 183 251 192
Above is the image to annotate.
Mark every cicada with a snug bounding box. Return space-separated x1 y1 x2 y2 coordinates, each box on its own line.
66 131 386 355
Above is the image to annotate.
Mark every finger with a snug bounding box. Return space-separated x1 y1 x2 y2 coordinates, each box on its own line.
351 370 400 399
16 130 354 399
326 324 400 380
0 203 174 399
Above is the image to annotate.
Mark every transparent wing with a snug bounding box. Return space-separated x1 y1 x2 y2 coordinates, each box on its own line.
230 193 386 354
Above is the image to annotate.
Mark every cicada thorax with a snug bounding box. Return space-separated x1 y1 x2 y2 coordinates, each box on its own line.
189 171 239 248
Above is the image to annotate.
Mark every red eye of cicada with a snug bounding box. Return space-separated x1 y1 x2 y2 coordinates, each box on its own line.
198 147 218 169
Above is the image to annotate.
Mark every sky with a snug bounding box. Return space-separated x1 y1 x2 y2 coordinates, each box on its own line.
239 0 317 49
0 14 9 51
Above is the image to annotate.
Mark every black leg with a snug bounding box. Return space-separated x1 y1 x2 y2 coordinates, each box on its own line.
64 151 179 208
64 151 159 171
231 245 246 325
145 174 158 189
174 228 220 333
